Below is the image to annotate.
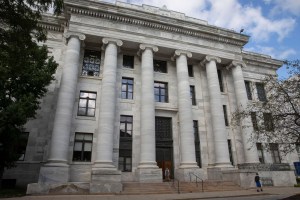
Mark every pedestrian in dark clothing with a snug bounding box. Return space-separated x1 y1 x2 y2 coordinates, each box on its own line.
255 173 263 192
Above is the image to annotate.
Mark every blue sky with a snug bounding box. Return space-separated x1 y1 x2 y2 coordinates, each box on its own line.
101 0 300 78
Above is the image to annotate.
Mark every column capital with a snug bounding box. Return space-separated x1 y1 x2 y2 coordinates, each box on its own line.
171 50 192 61
200 55 221 66
64 32 86 41
227 60 247 70
102 38 123 47
137 44 158 57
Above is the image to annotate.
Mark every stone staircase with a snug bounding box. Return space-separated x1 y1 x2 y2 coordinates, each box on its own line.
121 180 242 195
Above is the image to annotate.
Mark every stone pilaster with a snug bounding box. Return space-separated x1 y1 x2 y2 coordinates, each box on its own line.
136 44 162 182
91 38 123 186
39 32 85 183
201 55 231 168
228 61 259 164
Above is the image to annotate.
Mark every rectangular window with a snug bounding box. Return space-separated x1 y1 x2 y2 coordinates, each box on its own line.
263 113 274 131
154 60 167 73
123 55 134 69
121 78 134 99
154 82 168 103
188 65 194 77
78 91 96 117
190 86 196 105
73 133 93 162
270 143 281 164
256 83 267 101
119 115 133 172
256 143 265 163
193 121 202 168
228 139 234 165
120 115 133 138
251 112 258 131
18 132 29 161
245 81 252 100
82 50 101 76
223 105 229 126
217 69 224 92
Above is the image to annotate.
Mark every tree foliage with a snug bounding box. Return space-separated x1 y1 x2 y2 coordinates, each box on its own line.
0 0 63 172
231 60 300 156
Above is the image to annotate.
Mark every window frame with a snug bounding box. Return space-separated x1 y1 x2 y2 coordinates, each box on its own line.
119 115 133 172
153 59 167 73
78 91 97 117
188 65 194 77
121 77 134 100
190 85 196 105
263 113 274 131
82 49 101 77
193 120 202 168
123 55 134 69
256 82 267 101
72 133 93 162
18 132 29 161
228 139 234 165
270 143 281 164
154 81 168 103
256 143 265 163
217 69 224 92
244 81 252 100
223 105 229 126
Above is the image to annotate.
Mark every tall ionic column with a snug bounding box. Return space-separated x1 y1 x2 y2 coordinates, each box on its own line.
228 61 259 164
39 32 85 183
173 50 198 169
136 44 162 182
201 56 231 167
93 38 123 170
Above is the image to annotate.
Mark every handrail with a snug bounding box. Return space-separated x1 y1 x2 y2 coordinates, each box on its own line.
171 178 180 194
189 172 204 192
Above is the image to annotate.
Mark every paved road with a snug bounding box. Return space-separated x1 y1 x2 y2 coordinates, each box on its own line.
2 187 300 200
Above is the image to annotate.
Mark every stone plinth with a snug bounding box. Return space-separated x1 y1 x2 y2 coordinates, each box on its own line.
135 168 162 182
91 168 121 183
176 168 205 182
38 165 69 184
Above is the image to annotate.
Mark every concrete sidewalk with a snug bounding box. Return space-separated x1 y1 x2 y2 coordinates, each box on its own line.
2 187 300 200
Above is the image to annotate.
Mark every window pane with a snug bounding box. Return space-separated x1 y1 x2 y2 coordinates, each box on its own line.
128 93 133 99
83 152 91 161
80 92 88 98
89 93 97 99
74 142 82 151
82 50 101 77
73 151 81 161
84 142 92 151
79 99 87 107
85 134 93 141
78 108 86 115
75 133 84 140
87 108 95 116
88 100 96 108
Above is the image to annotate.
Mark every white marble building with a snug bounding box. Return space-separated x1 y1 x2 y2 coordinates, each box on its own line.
3 0 299 194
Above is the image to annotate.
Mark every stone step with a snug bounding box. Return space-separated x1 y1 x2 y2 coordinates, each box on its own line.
121 182 175 194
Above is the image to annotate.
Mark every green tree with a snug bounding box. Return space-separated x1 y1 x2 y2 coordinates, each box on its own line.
231 60 300 156
0 0 63 179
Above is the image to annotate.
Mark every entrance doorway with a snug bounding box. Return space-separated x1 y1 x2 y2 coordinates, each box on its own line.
155 117 173 181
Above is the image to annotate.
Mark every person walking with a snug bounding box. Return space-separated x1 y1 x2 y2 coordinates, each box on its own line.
165 167 170 181
255 173 263 192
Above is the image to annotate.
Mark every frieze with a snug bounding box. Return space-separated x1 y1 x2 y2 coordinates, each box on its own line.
65 4 248 47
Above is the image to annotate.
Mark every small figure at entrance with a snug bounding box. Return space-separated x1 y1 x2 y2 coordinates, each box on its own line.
165 167 170 181
255 173 263 192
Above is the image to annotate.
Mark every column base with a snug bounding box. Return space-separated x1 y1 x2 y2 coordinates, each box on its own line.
38 165 69 184
175 167 204 182
91 167 121 183
213 162 233 168
135 167 162 182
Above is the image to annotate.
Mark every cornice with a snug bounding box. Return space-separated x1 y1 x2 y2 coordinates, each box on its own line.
38 14 65 32
242 51 283 70
64 0 249 47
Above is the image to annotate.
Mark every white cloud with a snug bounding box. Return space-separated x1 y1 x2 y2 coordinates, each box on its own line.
271 0 300 16
102 0 296 42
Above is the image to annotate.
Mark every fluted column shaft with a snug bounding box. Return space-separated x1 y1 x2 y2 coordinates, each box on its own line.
94 38 123 168
230 61 259 163
202 56 231 167
48 33 85 166
174 50 198 168
138 44 158 168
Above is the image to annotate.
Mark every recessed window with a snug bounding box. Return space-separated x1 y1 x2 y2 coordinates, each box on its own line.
263 113 274 131
119 115 133 172
82 50 101 76
193 120 201 168
270 143 281 164
18 132 29 161
121 78 134 99
245 81 252 100
154 82 168 103
251 112 258 131
78 91 96 117
188 65 194 77
228 140 234 165
223 105 229 126
123 55 134 69
154 60 167 73
190 86 196 105
73 133 93 162
217 69 224 92
256 143 265 163
256 83 267 101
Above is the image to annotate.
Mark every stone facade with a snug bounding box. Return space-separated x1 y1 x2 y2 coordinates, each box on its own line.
3 0 298 194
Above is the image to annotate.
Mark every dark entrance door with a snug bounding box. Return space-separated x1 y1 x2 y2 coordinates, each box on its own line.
155 117 173 180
